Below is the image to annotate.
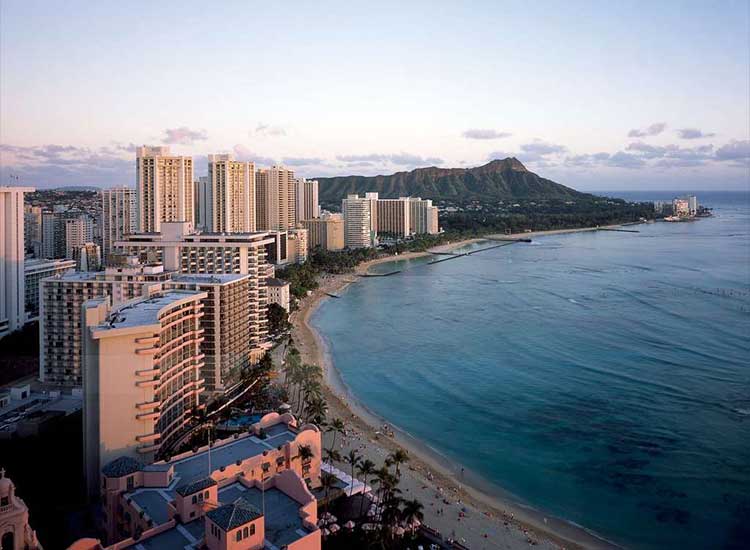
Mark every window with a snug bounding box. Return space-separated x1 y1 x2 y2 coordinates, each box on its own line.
236 531 242 542
250 524 255 536
243 527 248 538
1 496 8 507
126 475 134 490
192 495 197 504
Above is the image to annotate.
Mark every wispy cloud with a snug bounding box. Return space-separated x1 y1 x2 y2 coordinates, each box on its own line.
162 126 208 145
715 139 750 161
462 129 512 140
282 156 325 166
232 145 276 166
254 123 286 137
627 122 667 138
336 153 442 167
676 128 715 139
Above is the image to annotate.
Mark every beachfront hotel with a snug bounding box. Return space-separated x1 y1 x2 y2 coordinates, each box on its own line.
167 274 252 394
39 258 172 386
301 213 345 251
376 197 411 238
101 187 137 264
81 290 207 496
71 413 322 550
295 178 320 224
0 187 34 338
408 197 439 235
342 193 378 249
202 154 257 233
136 146 194 233
255 166 296 231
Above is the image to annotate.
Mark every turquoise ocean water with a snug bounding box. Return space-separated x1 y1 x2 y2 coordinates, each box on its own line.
311 191 750 549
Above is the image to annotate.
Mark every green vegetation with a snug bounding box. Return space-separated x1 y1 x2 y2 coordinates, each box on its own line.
267 302 291 335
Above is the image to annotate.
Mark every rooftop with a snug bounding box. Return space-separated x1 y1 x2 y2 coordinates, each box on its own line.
206 497 262 531
96 290 204 331
175 477 217 497
102 456 143 478
170 273 249 285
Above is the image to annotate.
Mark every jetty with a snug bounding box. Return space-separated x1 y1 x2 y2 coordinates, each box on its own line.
597 227 640 233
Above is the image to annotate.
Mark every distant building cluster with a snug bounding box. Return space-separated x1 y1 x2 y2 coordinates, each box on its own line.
653 195 707 221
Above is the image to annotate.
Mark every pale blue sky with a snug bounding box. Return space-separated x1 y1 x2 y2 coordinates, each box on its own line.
1 0 748 190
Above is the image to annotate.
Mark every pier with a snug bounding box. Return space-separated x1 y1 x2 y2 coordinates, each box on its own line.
597 228 640 233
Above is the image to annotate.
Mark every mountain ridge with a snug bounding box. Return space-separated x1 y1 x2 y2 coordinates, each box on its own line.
316 158 592 203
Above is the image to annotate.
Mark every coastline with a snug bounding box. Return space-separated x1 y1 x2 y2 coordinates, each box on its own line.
289 227 627 550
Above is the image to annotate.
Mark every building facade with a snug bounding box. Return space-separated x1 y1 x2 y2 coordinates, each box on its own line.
136 146 194 233
101 188 136 264
376 197 411 238
286 228 308 264
302 214 344 251
23 258 76 321
267 278 291 312
0 187 33 338
408 197 440 235
203 154 256 233
342 193 378 249
0 469 43 550
295 178 319 224
256 166 296 231
82 291 207 494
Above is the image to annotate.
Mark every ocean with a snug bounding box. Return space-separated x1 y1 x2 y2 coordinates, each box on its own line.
311 191 750 549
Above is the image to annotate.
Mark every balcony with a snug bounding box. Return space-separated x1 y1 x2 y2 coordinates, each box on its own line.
136 377 159 388
136 432 160 443
136 399 161 411
136 367 160 377
136 410 159 421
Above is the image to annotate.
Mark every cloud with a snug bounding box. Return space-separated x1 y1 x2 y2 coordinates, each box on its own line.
232 145 276 166
255 123 286 137
715 140 750 161
677 128 715 139
282 156 325 166
161 126 208 145
462 129 512 140
336 153 442 167
520 141 567 157
627 122 667 138
607 151 646 169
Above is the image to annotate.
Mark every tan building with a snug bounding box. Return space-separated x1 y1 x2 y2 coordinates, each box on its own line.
0 187 34 338
168 274 251 393
266 277 291 312
136 146 194 232
23 258 76 321
39 259 172 386
286 228 308 264
82 290 207 494
302 214 344 251
256 166 296 231
342 193 378 249
409 197 439 234
101 188 136 263
116 222 275 353
204 154 256 233
295 178 319 224
376 197 411 238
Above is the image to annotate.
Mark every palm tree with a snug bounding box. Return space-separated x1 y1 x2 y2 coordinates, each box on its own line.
297 444 314 463
324 448 341 466
304 396 328 425
319 472 337 517
344 449 361 496
356 459 376 517
386 449 409 478
401 498 424 532
327 418 346 454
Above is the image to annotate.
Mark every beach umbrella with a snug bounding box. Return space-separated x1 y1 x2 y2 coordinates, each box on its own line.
362 523 377 531
330 524 340 533
394 526 406 537
344 520 355 530
322 528 330 537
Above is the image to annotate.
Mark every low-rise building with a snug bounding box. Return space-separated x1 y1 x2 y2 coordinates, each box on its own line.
266 278 291 312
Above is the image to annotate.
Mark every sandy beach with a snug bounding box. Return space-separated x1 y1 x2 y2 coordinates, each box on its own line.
288 228 627 550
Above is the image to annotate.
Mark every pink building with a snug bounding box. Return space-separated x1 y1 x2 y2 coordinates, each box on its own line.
72 413 322 550
0 469 43 550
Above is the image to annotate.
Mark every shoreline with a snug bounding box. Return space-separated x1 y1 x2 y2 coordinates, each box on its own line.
290 227 629 549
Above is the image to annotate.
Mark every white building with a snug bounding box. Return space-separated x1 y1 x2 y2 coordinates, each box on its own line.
203 154 256 233
24 258 76 321
0 187 34 338
266 277 291 312
136 145 194 232
342 193 378 249
295 178 320 224
101 187 137 263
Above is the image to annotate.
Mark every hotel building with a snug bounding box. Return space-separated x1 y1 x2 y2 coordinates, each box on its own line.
136 146 194 233
72 414 321 550
256 166 296 231
409 197 439 235
341 193 378 249
116 223 275 353
302 214 345 251
82 290 207 494
73 242 102 272
202 155 256 233
295 178 320 224
39 259 172 386
0 186 33 338
376 197 411 238
23 205 43 255
23 258 76 321
286 228 308 264
267 277 291 312
167 274 251 394
0 469 43 550
101 188 137 263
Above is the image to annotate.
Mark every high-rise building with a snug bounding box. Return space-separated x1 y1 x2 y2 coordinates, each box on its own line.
23 258 76 321
136 145 194 232
286 228 308 264
295 178 320 224
73 242 102 272
23 205 43 255
673 198 690 217
302 213 345 251
64 217 88 259
168 274 251 393
203 154 256 233
101 187 136 263
194 175 209 230
40 210 94 260
687 195 698 216
408 197 439 235
0 186 33 338
116 222 275 354
39 259 172 386
256 166 296 231
82 290 207 490
342 193 378 249
376 197 411 238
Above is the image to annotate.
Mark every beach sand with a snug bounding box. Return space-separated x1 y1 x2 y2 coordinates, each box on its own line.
288 229 626 550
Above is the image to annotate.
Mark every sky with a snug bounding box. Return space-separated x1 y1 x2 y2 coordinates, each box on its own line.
1 0 748 191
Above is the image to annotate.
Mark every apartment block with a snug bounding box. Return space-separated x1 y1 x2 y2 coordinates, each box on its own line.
302 214 344 251
295 178 320 224
341 193 378 249
409 197 439 235
376 197 411 238
1 187 34 338
24 205 43 255
203 154 256 233
136 146 194 232
73 242 102 272
256 166 296 231
101 187 137 263
39 259 172 386
168 274 251 393
286 228 308 264
82 290 207 493
23 258 76 321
